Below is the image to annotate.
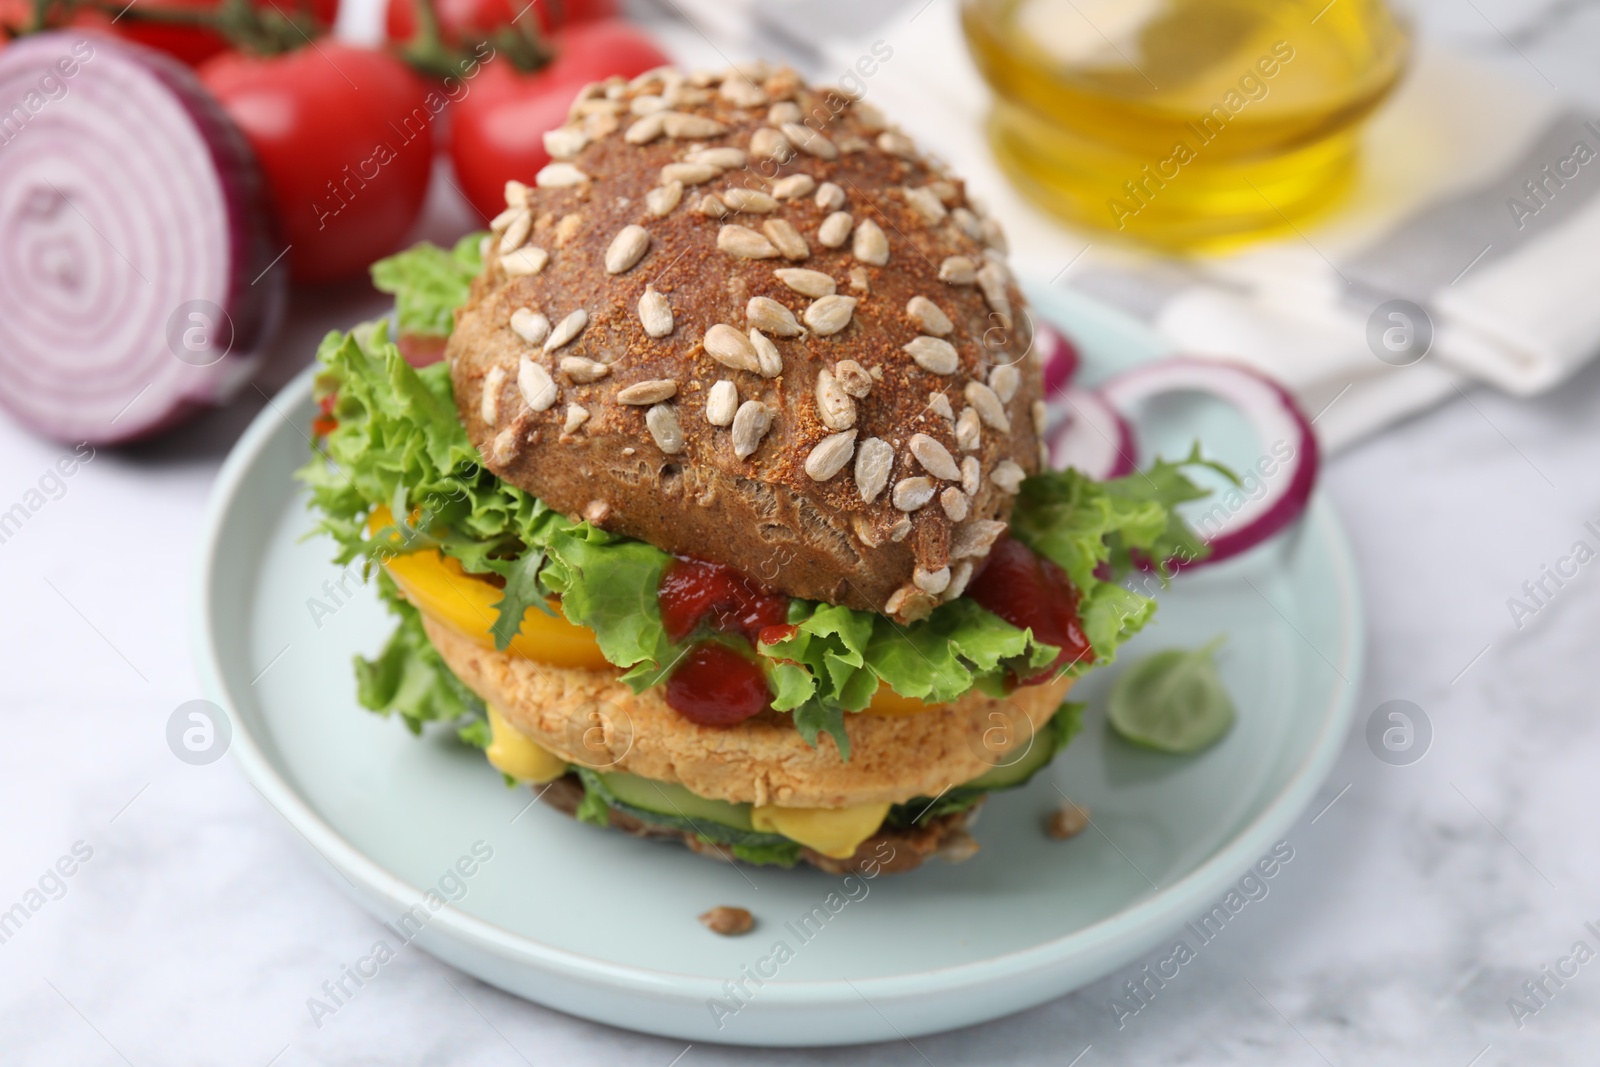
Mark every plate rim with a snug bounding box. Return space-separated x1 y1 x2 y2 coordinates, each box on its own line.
192 294 1364 1011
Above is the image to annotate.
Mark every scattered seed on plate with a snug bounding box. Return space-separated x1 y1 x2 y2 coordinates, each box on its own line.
818 211 853 248
804 294 856 336
805 430 857 480
560 355 610 383
772 173 816 200
699 905 754 936
517 357 557 412
909 433 960 480
814 182 845 211
638 286 673 338
646 181 683 217
907 296 952 336
646 403 684 454
480 365 507 426
746 296 802 336
731 399 773 458
543 308 589 353
509 308 550 346
706 380 738 426
775 267 835 298
536 162 589 187
904 336 959 375
1044 802 1090 840
965 380 1010 431
501 246 549 276
762 219 809 260
939 255 976 285
718 225 779 259
704 323 761 372
892 476 935 511
749 328 783 377
605 225 651 274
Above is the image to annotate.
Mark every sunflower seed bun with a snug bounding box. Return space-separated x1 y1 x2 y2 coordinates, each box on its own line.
448 62 1045 620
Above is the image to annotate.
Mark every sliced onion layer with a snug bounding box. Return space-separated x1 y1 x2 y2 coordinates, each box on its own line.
1048 386 1137 479
1098 358 1319 566
0 34 284 445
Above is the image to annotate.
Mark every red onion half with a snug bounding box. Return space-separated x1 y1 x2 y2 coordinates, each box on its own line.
1048 386 1137 479
0 33 284 445
1098 358 1320 566
1035 320 1081 396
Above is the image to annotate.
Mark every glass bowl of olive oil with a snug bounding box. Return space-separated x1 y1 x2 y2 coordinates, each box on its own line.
961 0 1411 252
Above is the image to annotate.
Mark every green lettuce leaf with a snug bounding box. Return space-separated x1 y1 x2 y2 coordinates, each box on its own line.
369 234 484 339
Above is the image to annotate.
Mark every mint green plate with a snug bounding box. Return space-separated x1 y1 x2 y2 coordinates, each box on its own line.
193 285 1362 1046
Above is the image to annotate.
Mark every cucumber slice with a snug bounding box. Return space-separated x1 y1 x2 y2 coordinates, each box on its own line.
579 769 788 848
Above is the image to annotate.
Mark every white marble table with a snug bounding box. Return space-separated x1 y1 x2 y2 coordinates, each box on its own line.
4 1 1599 1063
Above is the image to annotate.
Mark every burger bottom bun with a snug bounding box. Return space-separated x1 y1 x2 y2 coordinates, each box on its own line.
422 614 1074 810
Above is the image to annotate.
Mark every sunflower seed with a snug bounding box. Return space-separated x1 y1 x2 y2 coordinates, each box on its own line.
772 173 816 200
989 363 1021 403
1031 399 1049 437
706 380 738 426
977 261 1011 321
852 438 893 503
965 380 1010 432
720 76 767 108
536 162 589 188
554 214 583 246
605 225 651 274
877 131 916 158
892 476 935 511
852 218 889 265
961 455 981 495
749 329 783 377
544 126 589 159
501 245 549 276
762 219 809 260
983 216 1009 253
646 181 683 217
731 399 772 458
955 408 981 452
904 336 959 375
952 518 1006 559
909 433 960 480
646 403 684 454
889 517 913 543
914 565 951 595
853 100 887 131
497 210 531 254
543 308 589 353
814 182 846 212
817 211 853 248
688 68 720 87
815 369 856 430
767 100 802 125
927 391 954 421
904 186 947 224
746 296 801 337
638 286 673 337
617 378 677 405
517 357 558 412
804 294 857 336
939 486 968 522
504 179 531 210
991 460 1025 494
697 194 729 218
907 296 952 336
951 206 983 241
721 188 778 213
835 359 872 398
781 122 837 160
663 112 727 139
625 112 667 144
629 66 673 90
490 427 519 465
945 559 974 601
704 324 761 372
563 403 589 434
489 204 521 233
774 268 835 298
480 365 507 426
661 162 719 186
509 308 550 345
883 584 922 617
560 355 610 383
582 109 619 139
750 127 791 162
805 430 857 481
939 255 977 284
713 225 774 259
686 147 746 169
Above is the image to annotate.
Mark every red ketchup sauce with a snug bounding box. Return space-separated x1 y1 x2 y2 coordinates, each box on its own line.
966 537 1094 685
657 557 791 726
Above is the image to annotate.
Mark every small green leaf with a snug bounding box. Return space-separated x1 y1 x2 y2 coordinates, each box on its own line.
486 548 551 651
1108 636 1235 754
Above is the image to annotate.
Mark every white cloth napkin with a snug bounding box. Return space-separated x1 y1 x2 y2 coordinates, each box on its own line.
803 6 1600 451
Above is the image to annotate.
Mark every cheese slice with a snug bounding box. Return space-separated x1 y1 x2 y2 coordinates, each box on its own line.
751 802 892 859
485 704 568 783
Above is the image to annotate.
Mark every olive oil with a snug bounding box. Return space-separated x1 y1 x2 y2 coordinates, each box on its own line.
961 0 1411 252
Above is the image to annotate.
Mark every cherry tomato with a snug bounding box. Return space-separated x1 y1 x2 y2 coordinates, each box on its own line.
448 19 669 219
200 43 435 284
385 0 615 49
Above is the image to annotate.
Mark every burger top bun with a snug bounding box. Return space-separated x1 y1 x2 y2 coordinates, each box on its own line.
449 61 1044 620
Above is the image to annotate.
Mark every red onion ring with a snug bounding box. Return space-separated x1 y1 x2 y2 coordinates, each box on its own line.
1098 357 1320 566
1035 320 1081 396
1047 386 1138 479
0 33 284 445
